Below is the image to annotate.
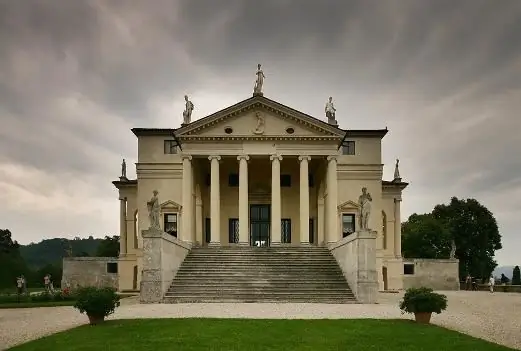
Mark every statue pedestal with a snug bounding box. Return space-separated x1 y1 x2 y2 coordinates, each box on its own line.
119 176 128 182
253 92 264 97
140 228 163 303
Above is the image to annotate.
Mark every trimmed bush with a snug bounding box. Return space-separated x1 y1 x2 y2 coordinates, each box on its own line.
399 287 447 314
73 287 120 320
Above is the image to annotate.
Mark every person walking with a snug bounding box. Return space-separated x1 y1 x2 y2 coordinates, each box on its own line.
489 275 495 293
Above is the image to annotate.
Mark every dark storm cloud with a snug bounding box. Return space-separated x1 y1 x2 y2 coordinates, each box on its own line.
0 0 520 265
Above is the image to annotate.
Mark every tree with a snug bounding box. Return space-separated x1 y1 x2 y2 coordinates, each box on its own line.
401 213 452 259
432 197 502 281
512 266 521 286
0 229 30 288
96 236 120 257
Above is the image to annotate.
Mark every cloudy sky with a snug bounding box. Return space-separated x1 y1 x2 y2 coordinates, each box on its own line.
0 0 520 265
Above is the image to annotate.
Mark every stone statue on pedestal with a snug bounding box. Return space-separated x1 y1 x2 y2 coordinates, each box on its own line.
252 111 265 135
253 64 265 95
147 190 160 230
182 95 194 125
120 158 127 180
358 187 373 230
393 159 401 182
325 96 337 126
450 239 456 259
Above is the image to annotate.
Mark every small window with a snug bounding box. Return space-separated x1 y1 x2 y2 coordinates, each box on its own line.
224 127 233 134
228 173 239 187
164 140 177 154
285 127 295 134
309 174 314 187
281 174 291 187
342 213 355 237
164 213 178 238
281 219 292 244
229 218 239 243
205 218 211 243
404 263 415 275
342 141 355 155
309 218 315 244
106 262 118 274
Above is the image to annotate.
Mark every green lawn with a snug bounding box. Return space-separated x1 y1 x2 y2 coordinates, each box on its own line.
7 319 514 351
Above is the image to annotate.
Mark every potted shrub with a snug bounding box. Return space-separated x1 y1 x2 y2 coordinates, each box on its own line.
399 287 447 324
73 287 120 325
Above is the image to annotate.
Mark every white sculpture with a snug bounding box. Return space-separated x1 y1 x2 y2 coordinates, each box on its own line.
182 95 194 124
450 239 456 259
252 111 265 134
394 159 401 181
253 64 265 95
325 96 337 125
358 187 373 230
147 190 161 230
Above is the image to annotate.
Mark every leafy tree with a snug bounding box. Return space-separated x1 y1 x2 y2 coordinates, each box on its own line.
512 266 521 285
401 214 451 259
0 229 31 288
432 197 501 281
96 236 120 257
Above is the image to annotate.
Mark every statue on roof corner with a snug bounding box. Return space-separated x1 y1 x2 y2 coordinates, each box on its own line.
325 96 337 126
253 64 265 96
120 158 127 180
183 95 194 125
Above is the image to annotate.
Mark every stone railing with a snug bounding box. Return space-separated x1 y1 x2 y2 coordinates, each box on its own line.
140 228 191 303
329 230 378 303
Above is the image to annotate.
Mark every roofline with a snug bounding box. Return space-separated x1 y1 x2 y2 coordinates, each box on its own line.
382 180 409 190
345 129 388 138
112 179 137 189
131 128 183 151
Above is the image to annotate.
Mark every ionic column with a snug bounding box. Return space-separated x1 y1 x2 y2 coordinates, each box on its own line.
181 155 193 243
270 154 283 245
326 156 338 243
209 155 221 246
394 198 402 257
298 156 311 245
119 197 127 255
237 155 250 245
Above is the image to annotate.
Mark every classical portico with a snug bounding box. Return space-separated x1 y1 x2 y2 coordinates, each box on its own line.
113 92 410 299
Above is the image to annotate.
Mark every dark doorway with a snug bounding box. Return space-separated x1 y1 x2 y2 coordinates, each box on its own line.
382 266 388 291
133 265 138 290
250 204 271 247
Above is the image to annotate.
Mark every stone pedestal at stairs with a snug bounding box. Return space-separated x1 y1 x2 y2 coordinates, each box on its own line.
140 228 163 303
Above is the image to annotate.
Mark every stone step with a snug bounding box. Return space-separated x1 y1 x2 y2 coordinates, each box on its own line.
177 267 343 272
163 297 357 304
173 274 345 279
171 280 350 285
164 291 355 297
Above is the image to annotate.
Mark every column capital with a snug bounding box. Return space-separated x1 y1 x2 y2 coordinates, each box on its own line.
237 154 250 162
119 197 127 201
327 155 338 162
181 154 193 161
270 154 283 162
394 197 402 203
208 155 222 161
298 155 311 162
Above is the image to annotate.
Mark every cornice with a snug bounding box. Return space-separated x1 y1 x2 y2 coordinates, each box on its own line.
177 135 342 142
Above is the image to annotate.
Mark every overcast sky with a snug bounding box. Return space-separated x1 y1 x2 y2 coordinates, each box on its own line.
1 0 520 266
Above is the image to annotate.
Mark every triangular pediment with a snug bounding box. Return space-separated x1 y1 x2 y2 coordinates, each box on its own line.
338 200 360 210
175 96 344 140
160 200 182 211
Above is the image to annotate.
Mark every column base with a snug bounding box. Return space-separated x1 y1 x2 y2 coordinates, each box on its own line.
238 242 250 246
270 241 282 246
208 242 221 247
300 242 311 246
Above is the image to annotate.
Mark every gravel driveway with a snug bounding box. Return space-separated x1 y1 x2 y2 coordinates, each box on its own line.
1 291 520 350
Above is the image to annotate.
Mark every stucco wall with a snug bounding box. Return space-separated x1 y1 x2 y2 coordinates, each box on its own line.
61 257 118 290
402 258 460 290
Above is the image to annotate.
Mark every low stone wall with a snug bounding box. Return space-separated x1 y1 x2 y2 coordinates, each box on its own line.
140 228 191 303
403 258 459 290
460 283 521 292
329 230 378 303
61 257 118 290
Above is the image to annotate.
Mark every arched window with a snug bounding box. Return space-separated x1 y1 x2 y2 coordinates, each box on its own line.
382 211 387 249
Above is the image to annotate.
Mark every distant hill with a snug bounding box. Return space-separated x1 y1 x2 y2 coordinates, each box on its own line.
19 237 103 269
493 266 516 279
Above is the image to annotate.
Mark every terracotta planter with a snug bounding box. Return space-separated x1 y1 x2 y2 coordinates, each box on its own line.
414 312 432 324
87 314 105 325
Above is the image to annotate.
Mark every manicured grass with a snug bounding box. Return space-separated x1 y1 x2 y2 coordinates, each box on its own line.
0 300 76 309
8 319 513 351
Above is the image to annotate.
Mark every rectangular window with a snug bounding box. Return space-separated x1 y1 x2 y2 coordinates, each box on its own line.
309 218 315 244
342 141 355 155
205 218 211 243
228 218 239 243
342 213 355 237
164 213 178 238
281 219 292 243
106 262 118 274
228 173 239 187
281 174 292 187
164 140 177 154
308 174 314 187
404 263 415 275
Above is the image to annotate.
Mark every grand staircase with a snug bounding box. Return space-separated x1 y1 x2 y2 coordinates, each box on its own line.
164 246 357 303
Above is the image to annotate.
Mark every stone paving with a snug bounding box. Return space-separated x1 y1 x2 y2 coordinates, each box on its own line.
0 291 520 350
